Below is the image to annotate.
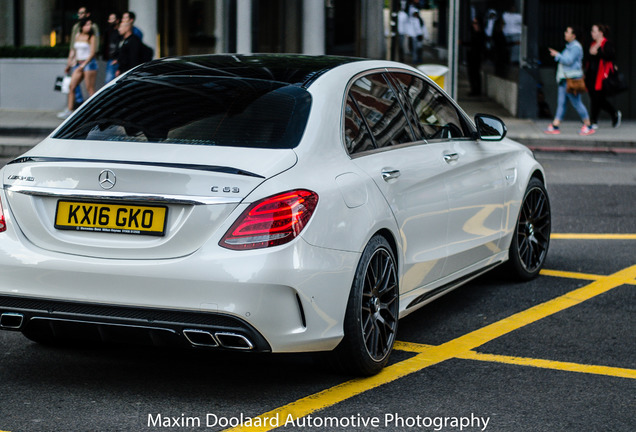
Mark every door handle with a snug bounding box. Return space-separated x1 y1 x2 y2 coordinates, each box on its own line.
382 169 401 181
443 152 459 163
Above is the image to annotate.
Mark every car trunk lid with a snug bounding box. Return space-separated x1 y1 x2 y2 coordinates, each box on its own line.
2 140 297 259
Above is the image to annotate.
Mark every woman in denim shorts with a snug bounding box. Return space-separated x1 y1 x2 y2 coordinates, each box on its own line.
58 18 98 119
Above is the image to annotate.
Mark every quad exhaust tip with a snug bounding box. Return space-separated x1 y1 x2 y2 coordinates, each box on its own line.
215 332 254 350
183 329 254 350
183 329 219 347
0 312 24 329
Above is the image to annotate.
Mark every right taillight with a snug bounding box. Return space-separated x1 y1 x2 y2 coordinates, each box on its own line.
220 189 318 250
0 197 6 233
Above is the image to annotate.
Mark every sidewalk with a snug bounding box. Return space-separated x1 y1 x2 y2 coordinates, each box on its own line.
0 109 63 136
1 105 636 158
458 96 636 154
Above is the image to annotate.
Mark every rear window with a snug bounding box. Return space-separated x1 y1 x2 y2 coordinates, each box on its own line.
54 76 312 149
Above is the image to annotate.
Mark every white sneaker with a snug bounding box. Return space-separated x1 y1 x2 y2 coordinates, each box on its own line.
613 111 622 128
590 123 598 130
57 108 72 119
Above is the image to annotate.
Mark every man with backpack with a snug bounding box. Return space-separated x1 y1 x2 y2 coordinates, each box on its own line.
116 21 153 76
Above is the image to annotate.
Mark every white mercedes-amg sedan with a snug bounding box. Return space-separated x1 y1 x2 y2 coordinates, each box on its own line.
0 55 550 375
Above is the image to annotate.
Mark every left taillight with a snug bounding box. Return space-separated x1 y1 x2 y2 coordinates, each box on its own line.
220 189 318 250
0 197 6 233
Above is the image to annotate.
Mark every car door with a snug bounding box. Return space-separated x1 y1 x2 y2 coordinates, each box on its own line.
344 72 450 293
389 71 506 278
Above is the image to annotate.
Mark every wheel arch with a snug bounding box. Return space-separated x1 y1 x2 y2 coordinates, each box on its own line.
530 169 545 185
374 228 399 270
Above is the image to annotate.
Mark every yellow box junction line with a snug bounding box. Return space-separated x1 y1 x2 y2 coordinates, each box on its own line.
226 264 636 432
540 269 636 285
394 341 636 380
551 233 636 240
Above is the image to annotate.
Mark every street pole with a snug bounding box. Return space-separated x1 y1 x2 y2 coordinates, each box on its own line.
518 0 539 118
390 0 400 61
447 0 459 99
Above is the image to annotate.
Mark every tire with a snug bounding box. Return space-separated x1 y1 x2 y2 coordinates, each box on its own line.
331 235 399 376
507 177 551 280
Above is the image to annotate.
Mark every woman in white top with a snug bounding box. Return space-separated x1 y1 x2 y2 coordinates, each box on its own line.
60 18 98 118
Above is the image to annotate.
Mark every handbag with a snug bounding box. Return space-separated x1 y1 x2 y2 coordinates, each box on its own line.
566 77 587 95
602 65 628 96
54 75 71 94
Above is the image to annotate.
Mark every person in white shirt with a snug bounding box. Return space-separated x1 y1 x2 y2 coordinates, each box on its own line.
58 18 98 119
397 8 410 61
405 11 427 64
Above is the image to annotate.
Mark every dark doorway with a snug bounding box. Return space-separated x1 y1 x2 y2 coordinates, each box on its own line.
253 0 301 54
326 0 359 56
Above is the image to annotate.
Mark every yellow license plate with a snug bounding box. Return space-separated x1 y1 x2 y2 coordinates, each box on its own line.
55 201 168 236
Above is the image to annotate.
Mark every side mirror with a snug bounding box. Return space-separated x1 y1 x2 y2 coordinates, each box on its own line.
474 114 507 141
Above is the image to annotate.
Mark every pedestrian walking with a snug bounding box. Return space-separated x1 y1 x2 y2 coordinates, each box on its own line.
116 21 144 76
585 23 622 130
65 6 100 108
466 18 486 96
103 12 121 84
122 11 144 40
404 11 427 64
544 26 595 136
492 18 509 78
57 18 98 119
396 7 410 62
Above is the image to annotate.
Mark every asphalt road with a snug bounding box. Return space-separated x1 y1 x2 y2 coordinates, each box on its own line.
0 152 634 432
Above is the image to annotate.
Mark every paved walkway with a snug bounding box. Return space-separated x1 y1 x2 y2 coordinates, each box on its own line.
1 104 635 158
458 96 636 153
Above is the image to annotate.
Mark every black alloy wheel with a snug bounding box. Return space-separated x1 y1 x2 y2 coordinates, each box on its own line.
331 235 399 376
508 178 551 280
360 245 399 362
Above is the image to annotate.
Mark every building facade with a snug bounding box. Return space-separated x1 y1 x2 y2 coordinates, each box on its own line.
1 0 633 119
0 0 385 59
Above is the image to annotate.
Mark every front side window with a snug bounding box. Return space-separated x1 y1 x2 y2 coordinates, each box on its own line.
390 72 468 140
347 73 414 151
54 76 312 149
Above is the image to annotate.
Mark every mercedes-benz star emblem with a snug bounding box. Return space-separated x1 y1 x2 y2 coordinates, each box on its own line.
98 169 116 190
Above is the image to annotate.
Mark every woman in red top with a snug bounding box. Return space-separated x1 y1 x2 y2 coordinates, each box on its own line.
585 24 621 129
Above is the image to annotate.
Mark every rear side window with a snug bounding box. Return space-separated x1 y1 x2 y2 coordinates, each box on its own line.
345 73 414 154
54 76 312 149
390 72 469 140
344 96 375 154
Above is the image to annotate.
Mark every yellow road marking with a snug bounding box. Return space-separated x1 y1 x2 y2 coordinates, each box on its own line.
540 268 636 285
551 233 636 240
460 351 636 380
428 265 636 353
540 269 603 281
394 342 636 380
226 265 636 432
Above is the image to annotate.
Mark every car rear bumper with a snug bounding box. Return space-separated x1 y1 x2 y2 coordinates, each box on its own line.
0 294 272 351
0 225 359 353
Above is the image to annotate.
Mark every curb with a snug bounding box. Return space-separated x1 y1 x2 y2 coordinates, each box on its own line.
512 137 636 153
527 145 636 154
